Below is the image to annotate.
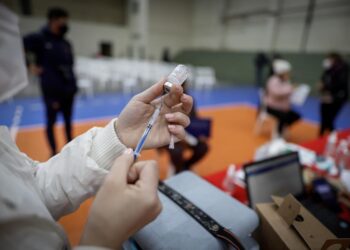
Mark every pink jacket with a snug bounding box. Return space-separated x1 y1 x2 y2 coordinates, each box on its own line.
264 76 293 111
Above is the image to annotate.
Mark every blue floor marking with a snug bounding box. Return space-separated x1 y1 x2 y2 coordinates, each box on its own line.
0 86 349 129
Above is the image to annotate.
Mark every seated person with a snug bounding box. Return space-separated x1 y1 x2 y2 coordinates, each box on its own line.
163 83 209 174
168 102 209 173
264 59 301 137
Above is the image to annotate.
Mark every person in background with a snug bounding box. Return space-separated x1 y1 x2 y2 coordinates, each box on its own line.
268 53 282 77
23 7 77 156
165 82 209 174
162 48 171 63
254 52 269 88
319 53 349 136
264 59 301 137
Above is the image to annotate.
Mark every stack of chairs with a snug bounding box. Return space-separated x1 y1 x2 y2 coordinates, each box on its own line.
74 57 217 95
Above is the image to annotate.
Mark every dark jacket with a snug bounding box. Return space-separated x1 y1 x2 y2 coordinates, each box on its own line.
321 61 349 102
255 53 269 68
23 26 77 98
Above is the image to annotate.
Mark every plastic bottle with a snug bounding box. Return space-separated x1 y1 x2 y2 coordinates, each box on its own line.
222 164 236 194
324 131 337 158
335 140 348 172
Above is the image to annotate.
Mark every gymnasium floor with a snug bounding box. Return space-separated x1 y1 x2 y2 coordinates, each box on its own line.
1 86 350 245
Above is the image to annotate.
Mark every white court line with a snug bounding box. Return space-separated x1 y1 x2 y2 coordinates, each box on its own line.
10 105 23 140
29 103 42 111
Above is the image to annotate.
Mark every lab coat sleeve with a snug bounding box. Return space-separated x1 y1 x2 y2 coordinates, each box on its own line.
33 119 126 220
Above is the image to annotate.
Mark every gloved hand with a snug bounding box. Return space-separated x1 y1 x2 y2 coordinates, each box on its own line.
80 148 162 249
115 79 193 149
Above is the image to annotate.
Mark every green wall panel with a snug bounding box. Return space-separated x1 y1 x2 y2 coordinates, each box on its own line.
174 50 350 94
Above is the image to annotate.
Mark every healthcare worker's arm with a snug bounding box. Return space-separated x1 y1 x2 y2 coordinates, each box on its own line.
33 119 125 220
31 79 192 220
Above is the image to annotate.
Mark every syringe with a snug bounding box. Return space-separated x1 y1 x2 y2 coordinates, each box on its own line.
133 102 162 160
164 64 189 149
133 64 189 160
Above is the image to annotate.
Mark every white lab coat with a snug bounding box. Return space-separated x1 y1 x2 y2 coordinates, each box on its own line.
0 119 126 250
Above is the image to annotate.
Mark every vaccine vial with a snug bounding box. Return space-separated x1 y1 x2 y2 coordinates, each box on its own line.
164 64 189 149
164 64 189 93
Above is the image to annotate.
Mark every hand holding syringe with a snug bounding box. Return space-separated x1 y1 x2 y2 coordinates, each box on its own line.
133 65 189 160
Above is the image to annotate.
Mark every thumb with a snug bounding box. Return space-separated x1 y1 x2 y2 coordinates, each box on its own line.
109 148 134 187
134 78 166 103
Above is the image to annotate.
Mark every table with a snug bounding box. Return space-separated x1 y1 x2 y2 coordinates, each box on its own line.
204 129 350 205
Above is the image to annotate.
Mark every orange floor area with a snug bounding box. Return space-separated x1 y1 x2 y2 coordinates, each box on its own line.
16 105 319 246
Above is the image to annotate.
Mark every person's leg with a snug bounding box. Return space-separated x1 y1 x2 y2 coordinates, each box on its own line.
319 103 328 136
277 110 300 138
266 107 285 137
328 101 346 132
184 141 209 170
61 94 75 142
168 143 185 173
44 98 58 155
277 119 285 136
327 103 337 132
321 103 335 135
285 110 301 126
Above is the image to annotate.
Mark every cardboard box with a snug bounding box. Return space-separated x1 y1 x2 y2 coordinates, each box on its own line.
254 194 350 250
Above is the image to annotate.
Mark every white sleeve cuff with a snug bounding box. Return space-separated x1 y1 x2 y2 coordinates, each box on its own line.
90 119 126 170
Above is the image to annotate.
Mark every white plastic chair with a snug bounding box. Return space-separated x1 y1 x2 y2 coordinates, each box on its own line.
93 60 112 91
122 75 138 94
194 67 216 90
78 78 94 98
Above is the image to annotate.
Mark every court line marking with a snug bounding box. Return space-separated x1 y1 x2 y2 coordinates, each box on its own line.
10 105 23 140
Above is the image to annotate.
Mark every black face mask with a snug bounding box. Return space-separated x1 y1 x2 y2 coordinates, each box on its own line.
59 24 69 36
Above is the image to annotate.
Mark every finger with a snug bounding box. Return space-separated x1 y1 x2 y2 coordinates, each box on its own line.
127 166 138 184
170 94 193 114
134 79 166 103
108 148 134 187
180 94 193 114
168 124 186 141
165 112 190 128
134 160 159 193
163 83 183 108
